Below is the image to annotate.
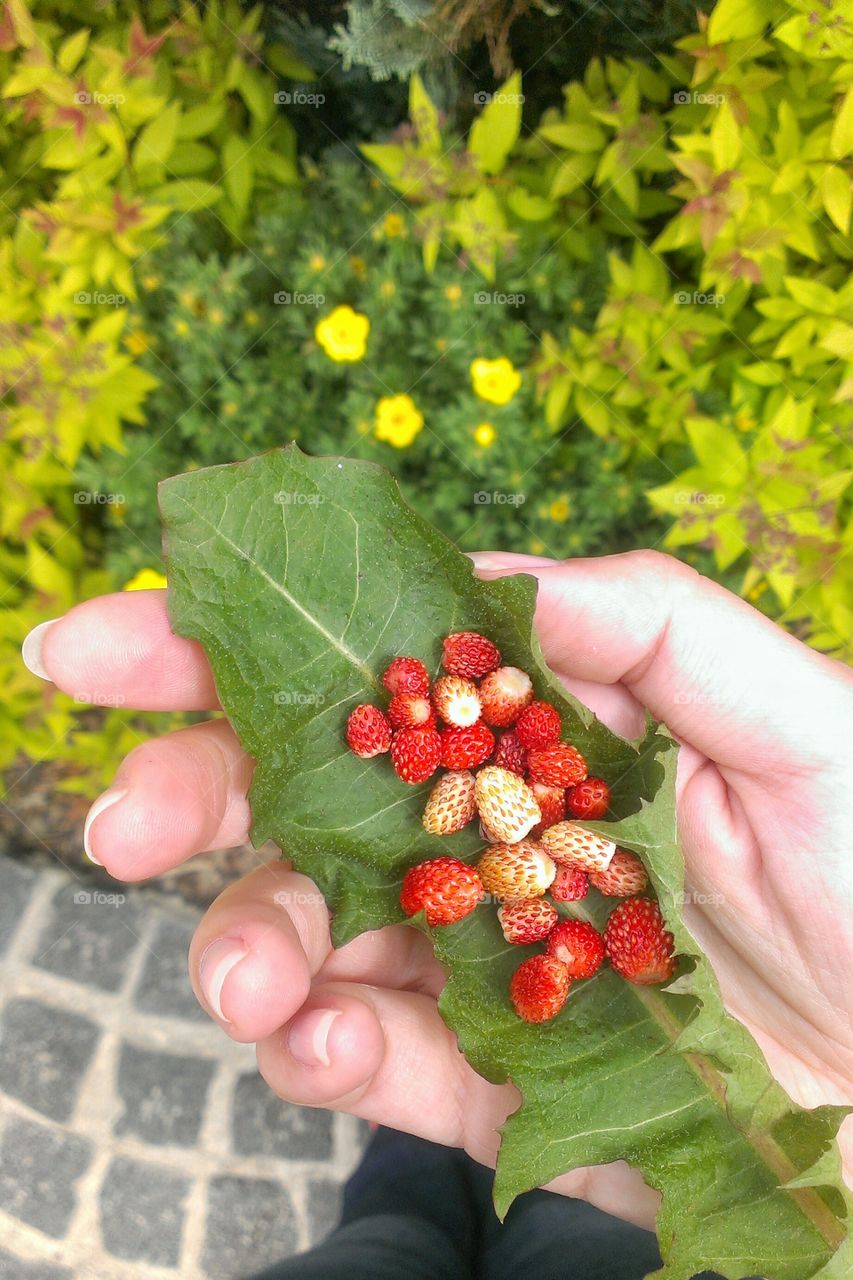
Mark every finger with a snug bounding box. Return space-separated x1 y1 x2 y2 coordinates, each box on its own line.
257 979 658 1229
189 861 332 1043
84 719 253 878
471 550 853 776
189 860 443 1042
24 591 220 711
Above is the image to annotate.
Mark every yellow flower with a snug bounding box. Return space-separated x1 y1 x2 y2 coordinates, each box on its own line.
444 283 462 304
141 274 159 291
125 330 152 355
734 408 756 432
178 289 196 309
244 309 259 327
123 568 167 592
314 305 370 362
570 298 585 314
222 401 238 417
474 422 495 447
470 357 521 406
380 280 396 299
549 496 571 523
435 337 448 352
383 212 405 237
309 253 327 272
375 394 424 448
174 319 190 337
349 255 367 279
208 307 225 325
529 538 546 555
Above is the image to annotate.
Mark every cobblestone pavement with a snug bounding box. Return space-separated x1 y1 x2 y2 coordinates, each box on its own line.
0 849 368 1279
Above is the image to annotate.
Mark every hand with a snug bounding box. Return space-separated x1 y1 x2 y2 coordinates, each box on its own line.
24 550 853 1229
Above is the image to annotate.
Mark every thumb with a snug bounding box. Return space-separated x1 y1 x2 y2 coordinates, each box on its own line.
470 550 853 778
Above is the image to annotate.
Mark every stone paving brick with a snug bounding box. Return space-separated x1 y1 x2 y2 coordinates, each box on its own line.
31 881 144 992
305 1176 343 1244
133 916 207 1021
0 998 99 1122
0 1115 91 1237
202 1175 300 1279
99 1155 190 1268
232 1071 334 1161
115 1042 215 1146
0 1247 73 1279
0 854 36 956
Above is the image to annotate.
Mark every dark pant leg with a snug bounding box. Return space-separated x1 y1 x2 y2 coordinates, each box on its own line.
248 1213 470 1280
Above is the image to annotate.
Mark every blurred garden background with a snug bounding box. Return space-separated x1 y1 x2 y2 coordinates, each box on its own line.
3 0 852 798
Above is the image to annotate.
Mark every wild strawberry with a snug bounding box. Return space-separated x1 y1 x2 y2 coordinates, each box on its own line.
498 899 559 945
589 850 648 897
391 725 442 784
567 777 611 820
382 656 430 697
527 743 588 788
515 700 562 751
510 954 570 1023
474 765 541 844
478 839 556 901
529 782 566 838
478 821 501 844
432 675 481 727
540 821 615 872
388 694 434 730
440 723 494 769
442 631 501 679
346 704 392 758
547 919 605 979
422 770 477 836
549 864 589 902
604 898 676 985
493 730 527 777
400 857 483 926
478 666 534 727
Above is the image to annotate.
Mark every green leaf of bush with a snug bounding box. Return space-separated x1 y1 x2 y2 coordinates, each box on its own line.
160 447 851 1280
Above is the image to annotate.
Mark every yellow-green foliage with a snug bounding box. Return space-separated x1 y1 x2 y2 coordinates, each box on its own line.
0 0 306 780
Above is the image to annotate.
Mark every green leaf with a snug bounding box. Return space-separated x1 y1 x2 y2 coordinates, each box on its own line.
221 134 253 220
160 448 852 1280
820 165 852 235
133 102 181 173
468 71 523 176
707 0 774 42
539 122 606 152
831 86 853 160
409 74 441 152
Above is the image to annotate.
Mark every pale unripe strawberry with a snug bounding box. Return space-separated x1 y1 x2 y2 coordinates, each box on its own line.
478 666 534 727
432 675 482 727
589 850 648 896
498 898 558 945
474 765 541 844
478 839 556 901
422 770 477 835
540 821 616 872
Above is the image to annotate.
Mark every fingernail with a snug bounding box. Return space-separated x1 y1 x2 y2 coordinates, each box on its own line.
83 788 128 866
287 1008 342 1068
22 619 60 680
199 938 247 1022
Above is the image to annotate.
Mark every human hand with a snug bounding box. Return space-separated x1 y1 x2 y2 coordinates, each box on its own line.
23 550 853 1229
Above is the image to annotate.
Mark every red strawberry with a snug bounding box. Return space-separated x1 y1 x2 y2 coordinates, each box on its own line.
440 723 494 770
346 704 392 758
540 821 615 872
493 730 527 777
515 700 562 751
589 850 648 897
391 725 442 783
604 898 676 985
382 656 430 697
479 666 534 727
478 839 556 900
498 899 558 945
474 766 541 844
530 782 566 838
527 743 588 788
422 770 477 835
567 777 611 820
400 857 483 926
442 631 500 679
547 919 605 979
388 694 434 729
432 675 481 727
549 864 589 902
510 954 571 1023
